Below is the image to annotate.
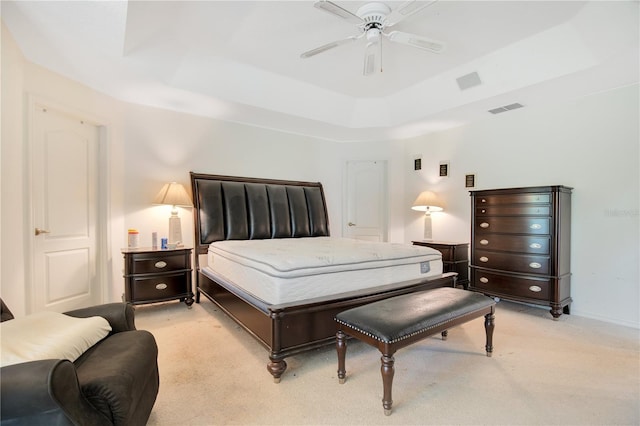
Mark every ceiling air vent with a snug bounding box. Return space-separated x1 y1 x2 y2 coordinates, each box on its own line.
456 72 482 91
488 103 524 114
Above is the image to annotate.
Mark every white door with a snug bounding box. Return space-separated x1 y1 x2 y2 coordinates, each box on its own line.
343 160 388 241
30 103 101 313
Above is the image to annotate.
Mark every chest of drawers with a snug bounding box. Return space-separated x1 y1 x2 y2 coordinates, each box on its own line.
469 186 572 319
122 247 194 306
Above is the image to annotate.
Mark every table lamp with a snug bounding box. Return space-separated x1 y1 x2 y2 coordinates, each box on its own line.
153 182 192 246
411 191 444 240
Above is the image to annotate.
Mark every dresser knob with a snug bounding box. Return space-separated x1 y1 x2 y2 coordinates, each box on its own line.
529 262 542 269
479 277 489 284
529 285 542 292
481 199 486 203
530 223 542 230
480 256 489 263
154 261 167 269
481 209 486 213
155 283 168 290
480 222 490 229
480 239 489 245
529 243 542 249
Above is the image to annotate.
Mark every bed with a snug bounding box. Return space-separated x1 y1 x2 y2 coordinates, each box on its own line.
190 172 457 382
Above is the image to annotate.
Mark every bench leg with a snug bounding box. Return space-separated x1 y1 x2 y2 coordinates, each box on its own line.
484 307 495 357
381 354 395 416
441 330 448 340
336 330 347 384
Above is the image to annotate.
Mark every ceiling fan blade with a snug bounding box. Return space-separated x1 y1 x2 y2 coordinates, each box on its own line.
363 34 382 76
386 0 439 27
386 30 446 53
300 35 360 59
314 0 364 24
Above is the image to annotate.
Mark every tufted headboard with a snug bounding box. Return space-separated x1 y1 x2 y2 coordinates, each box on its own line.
190 172 330 256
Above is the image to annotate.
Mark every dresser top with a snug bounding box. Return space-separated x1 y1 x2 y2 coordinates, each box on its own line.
469 185 573 196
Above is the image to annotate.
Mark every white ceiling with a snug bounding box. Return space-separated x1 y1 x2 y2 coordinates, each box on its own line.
2 1 638 142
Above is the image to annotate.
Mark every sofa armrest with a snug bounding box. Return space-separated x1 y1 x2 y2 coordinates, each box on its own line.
65 303 136 334
1 360 111 426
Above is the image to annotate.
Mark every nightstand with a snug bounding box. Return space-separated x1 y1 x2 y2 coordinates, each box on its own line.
122 247 194 306
412 241 469 289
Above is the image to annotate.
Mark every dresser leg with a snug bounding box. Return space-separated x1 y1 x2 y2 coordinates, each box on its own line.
484 308 495 356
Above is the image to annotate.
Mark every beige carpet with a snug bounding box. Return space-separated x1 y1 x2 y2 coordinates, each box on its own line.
135 296 639 425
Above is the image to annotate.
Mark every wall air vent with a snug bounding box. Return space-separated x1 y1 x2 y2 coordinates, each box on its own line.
456 72 482 90
488 103 524 114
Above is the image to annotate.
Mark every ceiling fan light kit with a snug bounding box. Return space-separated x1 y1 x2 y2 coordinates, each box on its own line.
302 0 446 75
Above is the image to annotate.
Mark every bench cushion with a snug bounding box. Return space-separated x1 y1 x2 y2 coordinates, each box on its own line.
335 287 495 343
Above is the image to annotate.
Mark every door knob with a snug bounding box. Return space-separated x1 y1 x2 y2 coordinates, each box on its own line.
348 222 356 227
35 228 51 236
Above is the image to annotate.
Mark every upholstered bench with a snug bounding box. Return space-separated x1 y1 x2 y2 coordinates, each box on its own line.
335 287 496 415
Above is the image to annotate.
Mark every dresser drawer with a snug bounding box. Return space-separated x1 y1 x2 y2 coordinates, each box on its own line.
129 253 188 274
475 217 550 235
475 235 550 254
471 270 550 301
476 205 551 216
131 272 190 301
476 193 551 206
474 250 550 275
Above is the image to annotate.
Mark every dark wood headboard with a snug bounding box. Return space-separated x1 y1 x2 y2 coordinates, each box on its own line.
190 172 330 256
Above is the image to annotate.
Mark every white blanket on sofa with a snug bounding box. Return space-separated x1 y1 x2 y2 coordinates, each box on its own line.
1 311 111 367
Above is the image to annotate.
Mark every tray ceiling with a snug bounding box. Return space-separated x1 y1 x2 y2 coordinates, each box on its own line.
2 1 638 142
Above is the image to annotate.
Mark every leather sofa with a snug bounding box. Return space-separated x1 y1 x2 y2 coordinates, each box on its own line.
0 299 159 425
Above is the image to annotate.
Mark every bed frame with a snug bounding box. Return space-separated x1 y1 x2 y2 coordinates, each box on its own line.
190 172 457 382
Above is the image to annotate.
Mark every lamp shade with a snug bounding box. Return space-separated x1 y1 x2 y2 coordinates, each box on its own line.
153 182 192 207
411 191 444 212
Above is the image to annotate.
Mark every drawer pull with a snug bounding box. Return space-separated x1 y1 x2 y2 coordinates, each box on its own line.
480 199 486 203
155 283 168 290
480 239 489 245
480 222 490 229
529 243 542 249
154 261 167 269
480 209 486 213
529 285 542 292
530 223 542 230
479 256 489 263
529 262 542 269
479 277 489 284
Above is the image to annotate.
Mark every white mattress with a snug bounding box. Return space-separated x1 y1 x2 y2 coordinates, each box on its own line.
204 237 442 305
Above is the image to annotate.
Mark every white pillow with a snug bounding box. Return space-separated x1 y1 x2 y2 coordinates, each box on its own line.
1 311 112 367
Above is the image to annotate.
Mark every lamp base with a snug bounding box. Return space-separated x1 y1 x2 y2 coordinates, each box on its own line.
168 215 182 245
423 213 433 241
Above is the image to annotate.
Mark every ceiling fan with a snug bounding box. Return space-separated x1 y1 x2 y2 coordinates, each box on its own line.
300 0 446 76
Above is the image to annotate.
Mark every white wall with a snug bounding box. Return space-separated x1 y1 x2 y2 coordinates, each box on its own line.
1 24 397 313
1 23 127 314
3 21 638 327
403 85 639 328
120 103 351 250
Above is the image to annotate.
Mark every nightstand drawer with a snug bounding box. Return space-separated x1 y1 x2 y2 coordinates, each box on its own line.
130 253 188 274
131 272 190 302
475 235 550 254
475 217 550 235
474 250 550 275
471 270 550 301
